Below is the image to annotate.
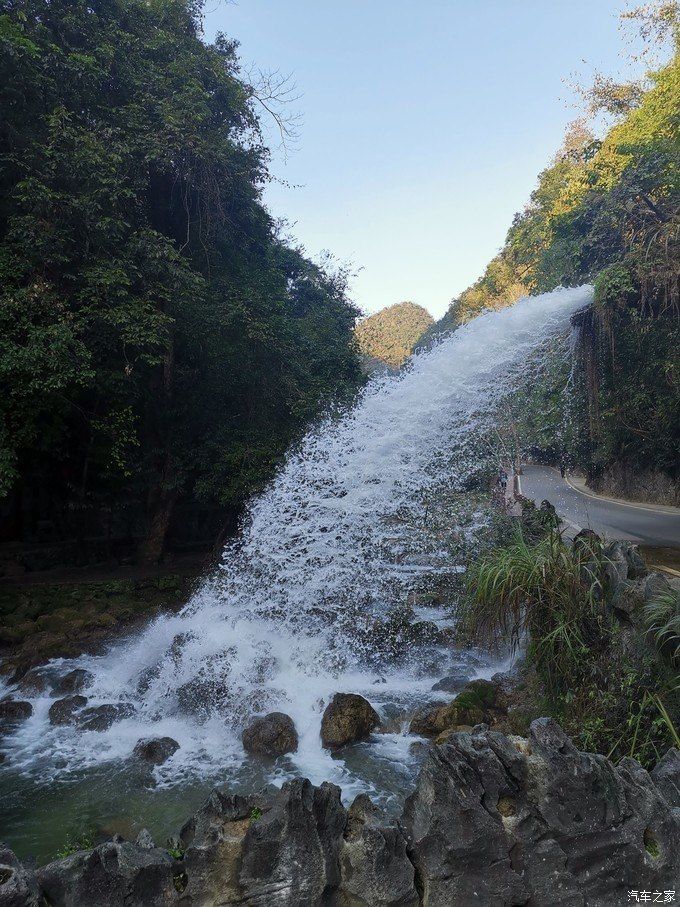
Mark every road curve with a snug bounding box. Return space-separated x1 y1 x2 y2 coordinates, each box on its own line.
519 465 680 549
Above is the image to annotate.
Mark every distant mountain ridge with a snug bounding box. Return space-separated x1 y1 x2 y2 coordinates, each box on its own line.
355 302 433 369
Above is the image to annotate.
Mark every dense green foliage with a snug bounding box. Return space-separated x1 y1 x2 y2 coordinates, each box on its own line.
355 301 433 369
0 0 362 561
433 10 680 485
465 527 678 767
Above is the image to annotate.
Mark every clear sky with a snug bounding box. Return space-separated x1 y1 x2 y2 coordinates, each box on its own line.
203 1 647 317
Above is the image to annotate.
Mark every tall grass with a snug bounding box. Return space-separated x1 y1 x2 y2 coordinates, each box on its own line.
644 589 680 665
465 529 603 694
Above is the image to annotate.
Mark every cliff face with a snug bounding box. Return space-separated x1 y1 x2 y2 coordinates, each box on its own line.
4 720 678 906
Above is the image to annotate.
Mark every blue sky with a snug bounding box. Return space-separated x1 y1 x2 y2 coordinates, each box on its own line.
203 1 647 317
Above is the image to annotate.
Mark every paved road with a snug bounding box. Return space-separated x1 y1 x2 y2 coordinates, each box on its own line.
520 465 680 548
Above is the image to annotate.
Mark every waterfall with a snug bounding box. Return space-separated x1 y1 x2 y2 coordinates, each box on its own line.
3 285 594 804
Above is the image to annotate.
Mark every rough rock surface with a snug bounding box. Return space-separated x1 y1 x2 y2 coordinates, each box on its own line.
48 694 87 726
36 839 179 907
242 712 298 757
132 736 180 765
0 699 32 727
77 703 135 731
403 719 680 906
55 668 94 695
320 693 380 748
340 794 418 906
2 721 678 905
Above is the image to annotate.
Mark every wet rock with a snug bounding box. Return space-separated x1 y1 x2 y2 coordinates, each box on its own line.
0 698 32 728
133 736 180 765
321 694 380 749
55 668 94 695
37 839 178 907
431 665 475 693
410 677 502 738
16 669 49 696
48 695 87 726
175 677 230 717
242 712 298 757
403 718 680 905
340 794 419 906
650 747 680 808
77 703 135 732
0 845 41 906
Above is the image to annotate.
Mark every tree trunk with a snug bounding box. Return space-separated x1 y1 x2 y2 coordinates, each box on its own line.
138 483 176 565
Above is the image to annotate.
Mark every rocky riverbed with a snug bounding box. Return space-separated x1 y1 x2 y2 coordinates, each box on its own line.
2 718 678 906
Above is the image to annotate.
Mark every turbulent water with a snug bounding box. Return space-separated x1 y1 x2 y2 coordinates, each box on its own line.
1 285 594 852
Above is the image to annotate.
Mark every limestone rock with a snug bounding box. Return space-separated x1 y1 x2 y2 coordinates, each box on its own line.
650 747 680 809
321 694 380 749
37 839 179 907
340 794 418 906
242 712 298 758
132 736 180 765
402 718 680 906
0 845 41 906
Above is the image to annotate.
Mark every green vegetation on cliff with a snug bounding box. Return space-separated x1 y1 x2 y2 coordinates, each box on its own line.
0 0 362 562
431 5 680 487
355 301 433 369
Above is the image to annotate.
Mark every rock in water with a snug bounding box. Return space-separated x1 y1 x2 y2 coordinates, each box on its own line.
242 712 298 757
133 736 180 765
0 699 32 728
320 693 380 748
55 668 94 695
77 703 135 731
48 695 87 726
402 718 680 905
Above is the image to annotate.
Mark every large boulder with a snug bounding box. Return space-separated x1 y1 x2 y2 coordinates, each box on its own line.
320 694 380 749
37 839 180 906
133 736 180 766
402 718 680 906
48 695 87 726
410 678 502 738
339 794 418 906
0 845 41 906
242 712 298 758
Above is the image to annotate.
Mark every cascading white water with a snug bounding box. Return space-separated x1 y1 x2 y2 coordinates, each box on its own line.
2 285 593 806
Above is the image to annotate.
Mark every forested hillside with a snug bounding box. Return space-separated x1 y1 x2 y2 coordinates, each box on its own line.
428 5 680 499
0 0 362 564
355 301 433 369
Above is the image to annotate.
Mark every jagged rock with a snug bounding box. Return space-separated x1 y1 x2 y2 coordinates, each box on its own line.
242 712 298 757
0 699 32 728
175 677 231 718
48 695 87 726
0 845 41 906
340 794 418 906
178 789 265 904
403 718 680 906
135 829 156 850
239 780 346 905
604 541 649 594
55 668 94 695
321 694 380 748
37 839 179 907
77 703 135 731
651 748 680 808
133 736 180 765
